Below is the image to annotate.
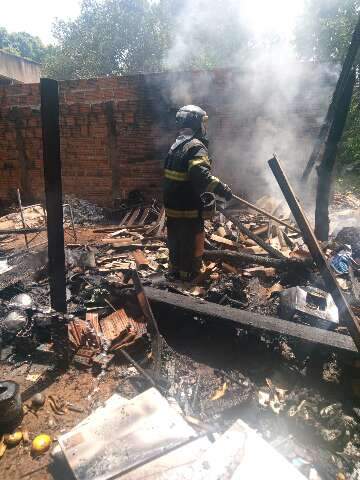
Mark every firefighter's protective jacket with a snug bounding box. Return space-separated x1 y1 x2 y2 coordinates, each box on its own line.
163 134 221 219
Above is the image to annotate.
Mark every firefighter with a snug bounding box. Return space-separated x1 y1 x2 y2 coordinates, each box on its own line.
164 105 232 281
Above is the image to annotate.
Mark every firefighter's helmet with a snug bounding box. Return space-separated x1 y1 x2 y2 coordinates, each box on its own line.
176 105 208 138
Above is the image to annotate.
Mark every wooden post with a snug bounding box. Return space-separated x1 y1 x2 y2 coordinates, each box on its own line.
40 78 67 314
314 70 356 241
301 15 360 182
268 155 360 352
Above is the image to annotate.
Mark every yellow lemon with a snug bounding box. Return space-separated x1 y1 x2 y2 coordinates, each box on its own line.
31 434 52 454
4 432 23 447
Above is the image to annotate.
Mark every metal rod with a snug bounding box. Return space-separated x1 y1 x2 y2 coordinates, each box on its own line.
67 204 77 242
232 194 301 234
17 189 29 249
268 154 360 351
40 78 67 314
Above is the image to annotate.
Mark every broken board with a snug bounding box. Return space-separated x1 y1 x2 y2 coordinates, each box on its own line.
58 388 197 480
145 287 358 355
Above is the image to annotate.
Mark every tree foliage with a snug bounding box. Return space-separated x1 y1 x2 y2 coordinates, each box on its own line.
44 0 172 79
295 1 360 172
0 27 47 63
296 0 360 62
43 0 254 79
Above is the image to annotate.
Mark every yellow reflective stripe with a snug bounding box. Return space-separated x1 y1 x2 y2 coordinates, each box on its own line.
164 169 189 181
188 156 210 171
207 176 220 192
165 208 199 219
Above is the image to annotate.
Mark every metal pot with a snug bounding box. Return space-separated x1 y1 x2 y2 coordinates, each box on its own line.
0 381 23 433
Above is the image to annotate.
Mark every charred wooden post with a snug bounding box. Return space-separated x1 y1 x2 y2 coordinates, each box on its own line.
301 15 360 182
269 155 360 351
41 78 68 365
41 78 66 314
315 70 356 241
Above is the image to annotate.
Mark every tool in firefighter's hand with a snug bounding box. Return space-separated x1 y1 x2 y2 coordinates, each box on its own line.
200 192 216 219
214 182 232 201
232 193 301 235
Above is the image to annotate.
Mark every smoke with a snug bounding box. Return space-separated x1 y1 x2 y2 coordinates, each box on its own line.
162 0 339 205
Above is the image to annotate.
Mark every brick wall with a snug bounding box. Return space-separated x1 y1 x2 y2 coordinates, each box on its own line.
0 66 336 207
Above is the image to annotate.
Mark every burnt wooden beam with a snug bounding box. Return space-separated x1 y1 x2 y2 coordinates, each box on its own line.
203 249 312 270
0 227 47 235
268 155 360 351
217 206 286 260
40 78 67 314
301 14 360 182
133 270 162 373
315 70 356 240
144 287 357 355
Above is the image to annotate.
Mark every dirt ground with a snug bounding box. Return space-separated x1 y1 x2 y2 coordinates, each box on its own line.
1 360 130 480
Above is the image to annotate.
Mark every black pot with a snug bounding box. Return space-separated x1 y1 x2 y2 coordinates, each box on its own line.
0 381 23 433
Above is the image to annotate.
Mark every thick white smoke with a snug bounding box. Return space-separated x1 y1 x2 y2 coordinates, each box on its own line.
162 0 339 204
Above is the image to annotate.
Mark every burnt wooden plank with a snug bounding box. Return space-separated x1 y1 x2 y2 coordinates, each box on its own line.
126 208 141 227
145 287 357 355
137 208 150 225
268 155 360 352
119 210 132 227
204 249 311 270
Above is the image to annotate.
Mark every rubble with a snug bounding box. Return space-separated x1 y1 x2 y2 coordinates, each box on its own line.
336 228 360 260
63 195 106 225
1 191 360 480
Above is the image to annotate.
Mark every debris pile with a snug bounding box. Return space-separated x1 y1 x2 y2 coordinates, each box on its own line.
63 195 106 225
1 191 360 480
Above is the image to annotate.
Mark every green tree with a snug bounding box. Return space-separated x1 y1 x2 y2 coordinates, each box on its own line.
295 1 360 178
44 0 172 79
296 0 360 62
0 27 47 63
43 0 255 79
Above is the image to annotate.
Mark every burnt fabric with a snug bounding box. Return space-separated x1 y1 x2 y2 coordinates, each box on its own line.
167 218 204 280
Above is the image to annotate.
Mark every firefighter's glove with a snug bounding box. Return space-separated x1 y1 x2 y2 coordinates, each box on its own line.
215 182 232 201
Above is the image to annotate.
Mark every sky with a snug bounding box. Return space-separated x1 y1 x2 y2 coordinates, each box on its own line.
1 0 304 45
1 0 81 44
241 0 305 39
